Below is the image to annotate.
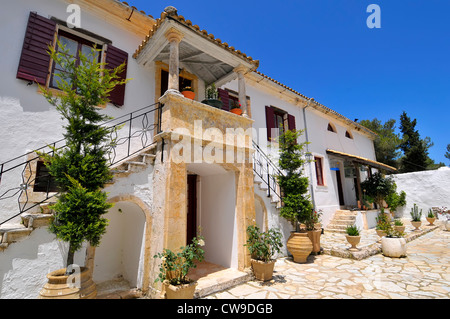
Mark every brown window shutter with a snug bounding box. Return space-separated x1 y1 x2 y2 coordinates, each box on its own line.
105 44 128 107
265 105 275 141
217 88 230 111
287 114 296 131
16 12 56 85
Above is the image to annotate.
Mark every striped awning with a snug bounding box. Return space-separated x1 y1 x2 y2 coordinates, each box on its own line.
326 149 397 172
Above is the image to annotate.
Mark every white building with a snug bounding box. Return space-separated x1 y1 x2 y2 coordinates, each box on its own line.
0 0 395 298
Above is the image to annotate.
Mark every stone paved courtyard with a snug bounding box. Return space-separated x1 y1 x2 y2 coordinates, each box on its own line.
204 224 450 299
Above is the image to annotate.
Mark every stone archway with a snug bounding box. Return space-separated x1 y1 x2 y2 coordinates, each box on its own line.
92 195 153 293
254 193 268 231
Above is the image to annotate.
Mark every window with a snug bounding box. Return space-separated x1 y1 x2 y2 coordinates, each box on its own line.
314 156 324 186
265 106 296 141
16 12 129 106
33 161 59 193
327 123 337 133
50 30 101 89
345 130 353 139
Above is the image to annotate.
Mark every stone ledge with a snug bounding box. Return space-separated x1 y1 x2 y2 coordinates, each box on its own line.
322 224 440 260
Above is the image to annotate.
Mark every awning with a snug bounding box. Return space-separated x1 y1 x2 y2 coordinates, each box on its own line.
326 149 397 172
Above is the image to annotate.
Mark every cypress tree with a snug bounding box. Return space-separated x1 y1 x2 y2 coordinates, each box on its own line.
39 42 128 271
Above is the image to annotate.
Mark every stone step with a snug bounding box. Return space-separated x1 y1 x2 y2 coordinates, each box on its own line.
0 224 32 244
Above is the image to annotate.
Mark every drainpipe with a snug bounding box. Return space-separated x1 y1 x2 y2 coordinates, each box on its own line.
302 98 316 210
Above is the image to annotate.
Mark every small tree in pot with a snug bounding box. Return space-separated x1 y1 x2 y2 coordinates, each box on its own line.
361 172 396 210
276 129 314 263
38 43 128 298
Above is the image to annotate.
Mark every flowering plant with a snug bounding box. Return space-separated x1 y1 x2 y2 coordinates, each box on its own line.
181 86 194 92
245 225 283 263
436 206 449 220
154 236 205 285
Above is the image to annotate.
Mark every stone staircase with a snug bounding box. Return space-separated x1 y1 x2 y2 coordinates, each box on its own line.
253 176 282 209
325 210 358 233
0 144 157 252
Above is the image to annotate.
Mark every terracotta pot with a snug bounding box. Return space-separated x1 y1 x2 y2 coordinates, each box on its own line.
394 225 405 233
230 108 242 115
164 281 197 299
381 237 407 258
181 90 195 100
251 259 275 282
345 235 361 251
286 232 312 263
411 221 422 231
426 217 436 226
39 267 97 299
307 229 321 254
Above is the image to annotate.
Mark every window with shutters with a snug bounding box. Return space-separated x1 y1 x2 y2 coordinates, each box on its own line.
314 156 325 186
17 12 129 107
265 105 296 141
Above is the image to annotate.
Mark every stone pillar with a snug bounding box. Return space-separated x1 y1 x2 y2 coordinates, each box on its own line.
234 65 249 118
165 28 184 92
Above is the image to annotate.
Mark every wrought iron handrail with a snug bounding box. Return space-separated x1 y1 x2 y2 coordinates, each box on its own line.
252 140 284 203
0 102 163 225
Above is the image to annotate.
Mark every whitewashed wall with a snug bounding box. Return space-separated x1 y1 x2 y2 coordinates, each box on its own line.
391 167 450 220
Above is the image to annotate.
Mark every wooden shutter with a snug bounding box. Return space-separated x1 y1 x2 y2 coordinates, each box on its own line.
16 12 57 85
105 45 128 107
287 114 296 131
217 88 230 111
265 105 275 141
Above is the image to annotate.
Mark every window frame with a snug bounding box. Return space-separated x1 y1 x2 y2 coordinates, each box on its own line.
314 156 325 186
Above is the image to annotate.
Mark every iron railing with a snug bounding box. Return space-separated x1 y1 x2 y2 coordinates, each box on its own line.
252 140 284 203
0 102 163 225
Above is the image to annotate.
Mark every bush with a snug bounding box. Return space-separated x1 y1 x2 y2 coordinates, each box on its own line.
245 225 283 263
361 172 397 209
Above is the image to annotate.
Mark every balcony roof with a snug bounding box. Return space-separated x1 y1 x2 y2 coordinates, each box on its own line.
133 7 259 86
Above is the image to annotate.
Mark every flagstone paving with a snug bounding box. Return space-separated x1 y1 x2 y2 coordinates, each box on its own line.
204 224 450 299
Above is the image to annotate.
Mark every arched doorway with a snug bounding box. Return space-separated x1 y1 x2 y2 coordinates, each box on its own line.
93 200 147 289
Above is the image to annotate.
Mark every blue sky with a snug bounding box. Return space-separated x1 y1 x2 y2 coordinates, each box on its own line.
126 0 450 165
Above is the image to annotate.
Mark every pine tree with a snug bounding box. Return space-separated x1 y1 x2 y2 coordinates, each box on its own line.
359 118 401 169
399 111 430 172
39 41 128 271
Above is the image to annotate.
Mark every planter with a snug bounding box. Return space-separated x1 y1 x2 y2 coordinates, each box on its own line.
181 90 195 100
251 259 275 282
445 220 450 231
39 267 97 299
345 235 361 251
307 229 321 254
286 232 313 263
381 237 407 258
376 229 387 238
394 225 406 233
230 108 242 115
426 217 436 226
201 99 223 109
411 220 422 231
164 281 197 299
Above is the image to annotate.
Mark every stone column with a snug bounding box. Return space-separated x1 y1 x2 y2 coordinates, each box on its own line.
234 65 249 118
165 28 184 92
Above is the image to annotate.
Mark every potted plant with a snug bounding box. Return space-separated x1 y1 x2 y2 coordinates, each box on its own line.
426 209 436 226
305 209 322 254
230 100 242 115
245 225 283 281
381 226 406 258
385 189 406 218
361 172 396 211
38 43 128 299
436 206 450 231
276 129 314 263
375 212 390 240
201 83 223 109
345 225 361 251
410 203 422 230
154 236 205 299
394 219 405 233
181 86 195 100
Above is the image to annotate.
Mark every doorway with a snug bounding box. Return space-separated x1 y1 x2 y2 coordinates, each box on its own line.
187 174 198 245
335 169 345 207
